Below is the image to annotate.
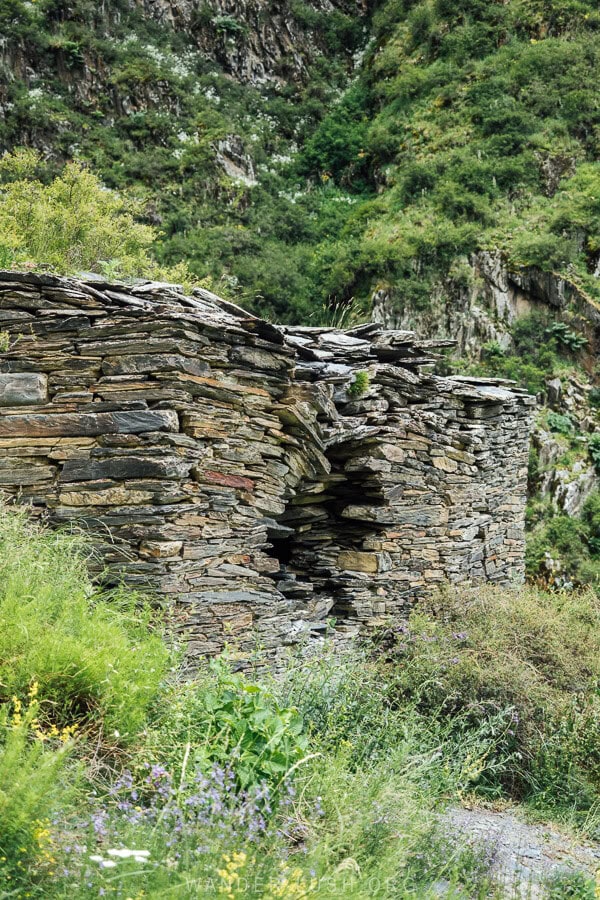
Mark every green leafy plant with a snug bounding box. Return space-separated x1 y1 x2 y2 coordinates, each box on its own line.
589 434 600 475
589 387 600 409
212 15 248 35
545 869 596 900
546 322 588 353
581 492 600 556
143 657 309 791
526 499 600 593
547 411 574 435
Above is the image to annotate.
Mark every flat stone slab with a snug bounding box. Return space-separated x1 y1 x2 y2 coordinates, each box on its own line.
0 373 47 406
0 409 178 437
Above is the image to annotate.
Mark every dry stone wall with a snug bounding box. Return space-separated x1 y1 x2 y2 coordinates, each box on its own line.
0 272 535 661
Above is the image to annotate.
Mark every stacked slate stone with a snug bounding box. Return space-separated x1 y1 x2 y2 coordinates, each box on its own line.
274 326 535 637
0 272 535 661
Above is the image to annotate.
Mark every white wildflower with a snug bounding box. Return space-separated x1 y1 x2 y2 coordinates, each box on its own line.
107 848 151 860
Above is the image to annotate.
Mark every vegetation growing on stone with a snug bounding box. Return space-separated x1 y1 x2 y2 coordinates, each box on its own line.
347 369 370 397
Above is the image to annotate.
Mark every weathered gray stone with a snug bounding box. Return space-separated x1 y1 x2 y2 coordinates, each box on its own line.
0 409 178 437
60 456 192 482
0 373 47 406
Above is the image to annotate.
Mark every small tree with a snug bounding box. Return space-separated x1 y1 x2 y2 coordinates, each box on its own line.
0 149 192 285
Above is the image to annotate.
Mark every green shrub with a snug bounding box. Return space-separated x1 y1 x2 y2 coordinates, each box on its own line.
526 512 593 580
142 657 309 791
582 492 600 556
589 387 600 409
546 322 588 353
589 434 600 475
0 504 169 742
0 149 194 286
212 14 248 35
468 313 566 394
528 445 541 494
547 411 574 434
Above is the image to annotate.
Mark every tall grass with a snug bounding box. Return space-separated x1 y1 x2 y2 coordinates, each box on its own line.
374 585 600 825
0 505 170 742
1 502 599 897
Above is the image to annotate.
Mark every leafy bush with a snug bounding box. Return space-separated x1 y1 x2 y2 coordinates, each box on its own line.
0 149 194 286
581 492 600 555
588 386 600 409
546 322 588 353
547 411 574 434
212 14 248 35
589 434 600 475
0 504 169 742
142 657 309 791
469 313 567 394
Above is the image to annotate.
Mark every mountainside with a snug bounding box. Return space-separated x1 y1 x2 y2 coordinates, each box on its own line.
1 0 367 319
1 0 599 591
3 1 599 323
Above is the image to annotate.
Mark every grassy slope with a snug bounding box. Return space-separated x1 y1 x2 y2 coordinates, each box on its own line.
300 0 600 313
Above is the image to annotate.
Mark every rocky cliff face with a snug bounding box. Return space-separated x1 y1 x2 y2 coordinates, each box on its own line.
136 0 366 84
373 252 600 362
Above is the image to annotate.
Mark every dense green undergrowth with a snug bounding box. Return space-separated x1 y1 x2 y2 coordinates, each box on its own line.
3 0 600 323
1 505 600 898
526 491 600 593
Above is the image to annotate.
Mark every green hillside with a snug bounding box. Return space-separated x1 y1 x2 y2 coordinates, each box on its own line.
2 0 600 323
304 0 600 317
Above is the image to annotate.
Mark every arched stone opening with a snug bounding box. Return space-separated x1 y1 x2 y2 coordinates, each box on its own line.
263 435 391 640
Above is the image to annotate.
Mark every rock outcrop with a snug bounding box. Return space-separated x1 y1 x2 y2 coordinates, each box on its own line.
373 251 600 362
138 0 366 84
0 272 534 661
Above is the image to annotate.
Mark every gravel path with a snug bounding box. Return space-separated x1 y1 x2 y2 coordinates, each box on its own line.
446 805 600 898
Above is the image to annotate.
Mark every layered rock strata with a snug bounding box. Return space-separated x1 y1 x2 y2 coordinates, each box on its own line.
0 272 534 660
